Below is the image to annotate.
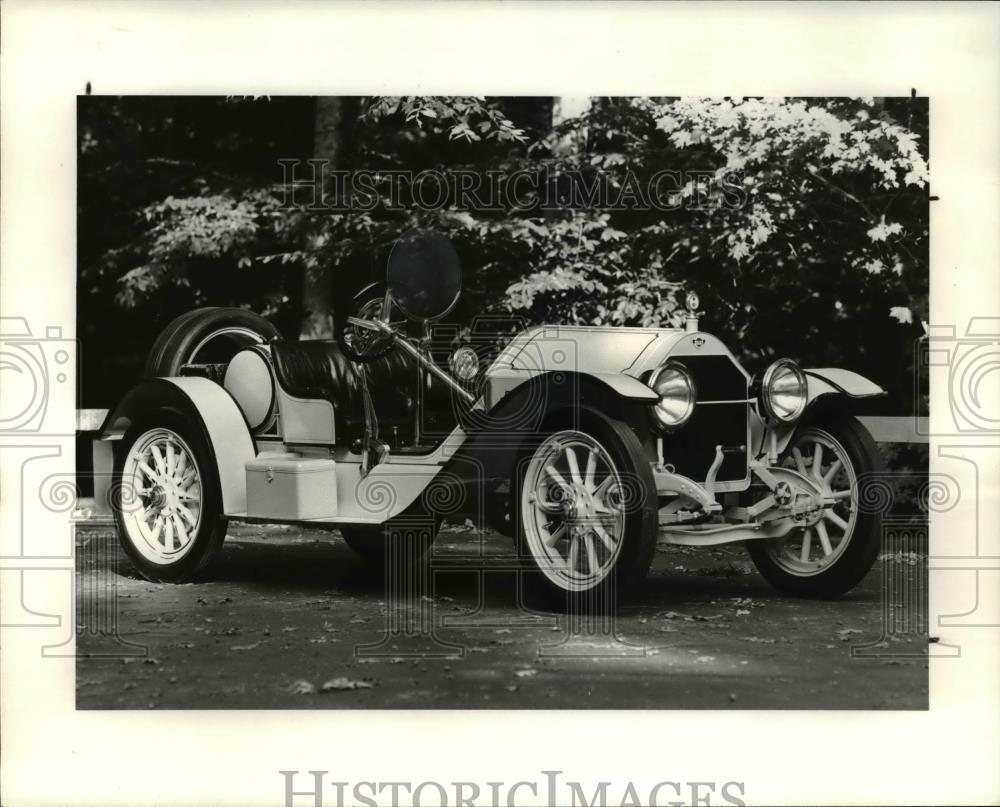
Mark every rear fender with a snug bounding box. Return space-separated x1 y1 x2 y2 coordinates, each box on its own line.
99 377 255 514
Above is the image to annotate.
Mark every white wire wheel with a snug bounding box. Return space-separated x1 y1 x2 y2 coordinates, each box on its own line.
747 416 884 598
520 430 627 592
114 413 227 582
763 426 859 576
514 411 658 611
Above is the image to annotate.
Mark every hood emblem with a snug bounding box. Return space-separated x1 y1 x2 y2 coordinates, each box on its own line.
692 337 706 349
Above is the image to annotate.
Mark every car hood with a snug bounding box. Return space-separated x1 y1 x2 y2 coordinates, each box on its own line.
488 325 745 381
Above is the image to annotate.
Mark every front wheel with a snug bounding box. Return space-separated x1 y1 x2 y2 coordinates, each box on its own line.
747 416 884 598
513 411 658 611
113 411 228 582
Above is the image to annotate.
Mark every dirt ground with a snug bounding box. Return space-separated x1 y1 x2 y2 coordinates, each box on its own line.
76 520 929 710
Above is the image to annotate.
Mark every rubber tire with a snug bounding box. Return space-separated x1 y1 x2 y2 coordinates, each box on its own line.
340 519 440 566
746 415 884 598
512 408 659 613
144 307 281 377
112 410 228 583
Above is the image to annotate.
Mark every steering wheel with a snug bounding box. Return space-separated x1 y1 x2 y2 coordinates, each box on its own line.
336 282 405 362
337 230 462 365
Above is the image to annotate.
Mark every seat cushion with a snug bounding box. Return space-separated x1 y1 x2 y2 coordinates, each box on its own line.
270 340 421 442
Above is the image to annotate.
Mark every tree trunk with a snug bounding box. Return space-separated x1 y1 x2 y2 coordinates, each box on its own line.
300 96 361 339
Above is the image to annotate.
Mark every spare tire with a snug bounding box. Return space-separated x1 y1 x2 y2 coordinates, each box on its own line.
144 307 281 378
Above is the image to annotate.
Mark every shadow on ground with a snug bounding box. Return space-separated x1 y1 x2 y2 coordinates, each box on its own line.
76 521 929 710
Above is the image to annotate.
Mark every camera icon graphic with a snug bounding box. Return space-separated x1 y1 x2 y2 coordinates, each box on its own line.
916 317 1000 435
0 317 77 434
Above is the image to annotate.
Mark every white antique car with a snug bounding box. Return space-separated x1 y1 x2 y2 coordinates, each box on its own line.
100 230 885 608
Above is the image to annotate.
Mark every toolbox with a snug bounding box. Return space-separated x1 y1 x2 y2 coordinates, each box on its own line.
245 455 338 520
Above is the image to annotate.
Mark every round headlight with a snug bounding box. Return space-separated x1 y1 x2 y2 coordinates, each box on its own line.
761 359 808 423
449 346 480 383
649 361 696 430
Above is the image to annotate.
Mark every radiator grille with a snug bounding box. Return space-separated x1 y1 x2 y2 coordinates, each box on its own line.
661 354 749 484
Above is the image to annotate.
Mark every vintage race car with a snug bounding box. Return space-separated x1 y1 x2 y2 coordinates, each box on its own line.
99 230 885 609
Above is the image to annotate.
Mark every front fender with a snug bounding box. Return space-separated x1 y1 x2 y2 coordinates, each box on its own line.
99 377 254 514
804 368 885 400
448 370 656 490
764 368 885 456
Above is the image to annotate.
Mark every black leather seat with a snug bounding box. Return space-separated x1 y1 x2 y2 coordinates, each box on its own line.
270 340 451 443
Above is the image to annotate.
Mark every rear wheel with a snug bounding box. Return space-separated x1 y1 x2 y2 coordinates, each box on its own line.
145 307 280 377
747 416 883 598
113 411 228 582
513 410 658 612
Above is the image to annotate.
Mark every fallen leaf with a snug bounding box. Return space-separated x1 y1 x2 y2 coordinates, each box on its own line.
320 677 376 692
515 669 537 678
231 642 260 651
286 680 315 695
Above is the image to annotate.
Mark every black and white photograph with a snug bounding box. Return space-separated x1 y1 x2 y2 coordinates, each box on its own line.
2 4 998 807
73 93 931 710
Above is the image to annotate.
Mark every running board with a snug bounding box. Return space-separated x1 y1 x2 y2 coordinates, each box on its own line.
227 512 384 529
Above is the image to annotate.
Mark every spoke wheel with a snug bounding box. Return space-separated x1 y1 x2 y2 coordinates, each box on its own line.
113 411 227 582
747 416 883 598
765 428 858 576
121 428 203 564
513 411 658 611
522 430 627 592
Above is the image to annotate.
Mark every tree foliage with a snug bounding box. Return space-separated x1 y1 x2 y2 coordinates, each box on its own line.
78 95 928 409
